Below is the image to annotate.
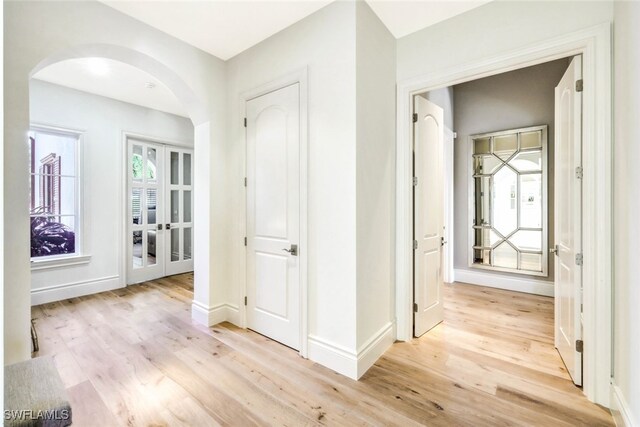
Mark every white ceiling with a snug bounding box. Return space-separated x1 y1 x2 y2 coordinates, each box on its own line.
33 1 492 117
103 0 492 60
367 0 492 39
32 58 188 117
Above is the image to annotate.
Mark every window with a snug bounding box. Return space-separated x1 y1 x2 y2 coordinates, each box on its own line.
470 125 548 276
29 128 80 259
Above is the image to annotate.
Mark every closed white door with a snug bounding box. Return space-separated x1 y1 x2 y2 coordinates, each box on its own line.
128 139 165 284
165 147 194 276
554 56 583 386
414 96 445 337
127 140 193 284
246 83 300 350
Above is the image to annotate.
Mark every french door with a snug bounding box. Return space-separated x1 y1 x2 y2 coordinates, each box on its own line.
127 139 193 284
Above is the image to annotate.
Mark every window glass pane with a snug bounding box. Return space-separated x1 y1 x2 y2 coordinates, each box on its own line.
146 189 157 225
510 150 542 172
30 176 75 216
473 249 491 265
520 174 542 228
474 155 502 175
31 215 76 258
132 188 142 225
132 145 143 180
473 137 490 154
147 147 157 183
520 131 542 149
147 231 157 266
493 134 518 160
171 152 179 185
133 231 143 268
184 228 192 260
171 190 179 223
31 132 76 176
511 230 542 251
183 191 192 223
183 153 192 186
520 253 542 272
171 228 179 262
492 167 518 236
493 242 518 269
474 177 491 226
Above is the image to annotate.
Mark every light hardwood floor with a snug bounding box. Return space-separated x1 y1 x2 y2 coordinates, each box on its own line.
31 274 613 426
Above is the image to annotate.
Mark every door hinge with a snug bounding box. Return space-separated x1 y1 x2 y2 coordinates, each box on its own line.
413 303 418 313
244 237 247 246
575 253 583 266
412 176 418 186
576 79 583 92
244 296 247 306
413 113 418 123
244 177 247 187
575 167 583 179
244 118 247 127
413 240 418 250
576 339 583 353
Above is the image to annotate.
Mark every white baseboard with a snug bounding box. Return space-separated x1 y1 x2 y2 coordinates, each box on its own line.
191 301 239 327
31 275 122 305
611 384 637 427
308 321 396 380
308 335 358 379
356 322 395 378
454 268 554 297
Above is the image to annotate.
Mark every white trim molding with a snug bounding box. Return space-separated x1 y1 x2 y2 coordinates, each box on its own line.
31 275 121 305
395 23 612 406
454 269 554 297
611 384 637 427
307 322 395 380
191 301 240 327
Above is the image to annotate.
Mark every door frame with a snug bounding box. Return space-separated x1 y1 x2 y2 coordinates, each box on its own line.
395 24 612 406
239 68 309 358
120 131 194 286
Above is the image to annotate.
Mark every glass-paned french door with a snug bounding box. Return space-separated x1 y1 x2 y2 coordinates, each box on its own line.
127 139 193 284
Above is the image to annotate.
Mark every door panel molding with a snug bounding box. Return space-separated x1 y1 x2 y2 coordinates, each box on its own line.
395 24 611 405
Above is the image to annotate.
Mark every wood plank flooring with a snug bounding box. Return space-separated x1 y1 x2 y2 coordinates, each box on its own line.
31 274 613 426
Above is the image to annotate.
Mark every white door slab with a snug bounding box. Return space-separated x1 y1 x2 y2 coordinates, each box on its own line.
246 83 301 350
414 96 445 337
554 55 583 386
165 147 194 276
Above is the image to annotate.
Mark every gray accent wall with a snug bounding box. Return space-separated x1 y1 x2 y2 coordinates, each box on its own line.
453 58 570 282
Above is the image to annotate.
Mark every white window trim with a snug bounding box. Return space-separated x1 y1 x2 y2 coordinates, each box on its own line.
29 124 88 268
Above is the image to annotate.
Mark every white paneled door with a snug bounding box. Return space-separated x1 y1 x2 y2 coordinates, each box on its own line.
246 83 301 350
127 139 193 284
413 96 445 337
554 55 583 386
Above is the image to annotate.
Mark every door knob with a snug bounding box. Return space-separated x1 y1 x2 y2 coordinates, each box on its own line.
282 244 298 256
550 245 559 255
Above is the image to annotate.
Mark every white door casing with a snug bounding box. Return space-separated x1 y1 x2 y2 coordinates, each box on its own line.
414 96 445 337
246 83 301 350
165 146 194 276
554 55 583 386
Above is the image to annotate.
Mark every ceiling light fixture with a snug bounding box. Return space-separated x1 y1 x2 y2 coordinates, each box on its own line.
145 82 156 89
86 57 110 76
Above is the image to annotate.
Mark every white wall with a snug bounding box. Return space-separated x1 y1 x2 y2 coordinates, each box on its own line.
226 1 358 371
452 59 568 288
397 1 613 82
354 1 396 373
4 0 227 365
612 1 640 425
29 80 193 304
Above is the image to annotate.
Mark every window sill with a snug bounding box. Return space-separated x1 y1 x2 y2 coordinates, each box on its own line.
31 255 91 271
